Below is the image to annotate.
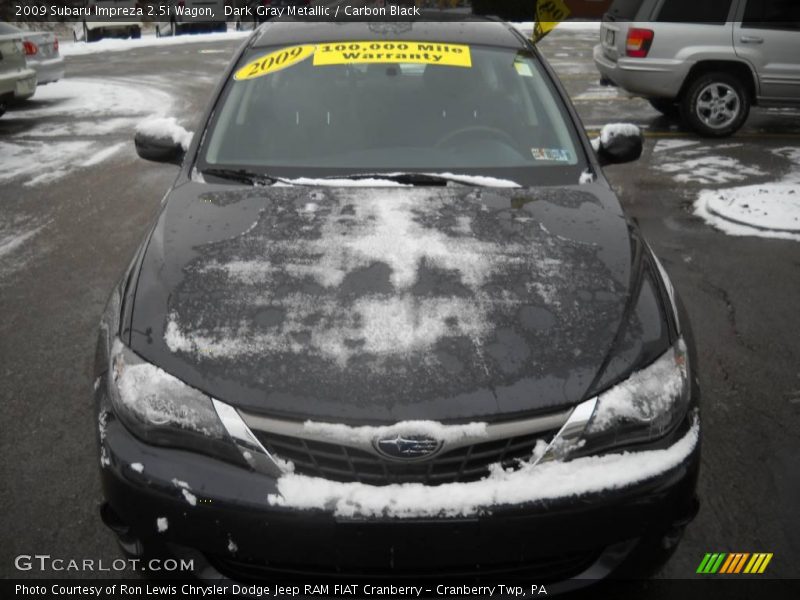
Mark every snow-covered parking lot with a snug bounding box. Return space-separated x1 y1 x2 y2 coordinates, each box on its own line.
1 23 799 582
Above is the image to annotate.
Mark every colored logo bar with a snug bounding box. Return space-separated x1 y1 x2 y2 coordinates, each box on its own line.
697 553 773 574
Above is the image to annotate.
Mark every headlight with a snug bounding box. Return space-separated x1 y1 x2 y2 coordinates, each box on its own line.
581 339 690 454
108 339 244 465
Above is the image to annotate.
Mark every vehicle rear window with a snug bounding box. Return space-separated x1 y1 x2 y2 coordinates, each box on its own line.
743 0 800 30
200 43 586 184
655 0 733 23
604 0 647 21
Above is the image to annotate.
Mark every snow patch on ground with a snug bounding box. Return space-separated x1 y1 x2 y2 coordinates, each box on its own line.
695 185 800 240
267 419 699 518
61 29 249 57
81 142 126 167
0 225 43 260
303 420 488 447
656 155 765 185
693 147 800 241
1 79 174 186
653 140 700 153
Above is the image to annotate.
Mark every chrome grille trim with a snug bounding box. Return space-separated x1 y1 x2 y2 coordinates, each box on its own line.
238 408 573 459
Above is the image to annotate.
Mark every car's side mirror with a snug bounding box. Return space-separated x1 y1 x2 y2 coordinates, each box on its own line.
593 124 643 166
134 118 192 165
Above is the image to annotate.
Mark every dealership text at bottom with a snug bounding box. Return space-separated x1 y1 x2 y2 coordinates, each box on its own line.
15 584 549 597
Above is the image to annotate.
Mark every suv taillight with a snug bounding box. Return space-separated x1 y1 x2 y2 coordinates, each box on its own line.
626 28 654 58
53 37 59 52
22 40 38 56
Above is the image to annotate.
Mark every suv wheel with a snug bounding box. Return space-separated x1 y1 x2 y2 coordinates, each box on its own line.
681 72 750 137
648 98 680 118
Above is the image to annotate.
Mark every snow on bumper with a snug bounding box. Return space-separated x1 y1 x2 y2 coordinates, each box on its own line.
267 418 700 519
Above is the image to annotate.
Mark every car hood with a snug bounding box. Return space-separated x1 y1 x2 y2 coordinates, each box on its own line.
129 182 633 423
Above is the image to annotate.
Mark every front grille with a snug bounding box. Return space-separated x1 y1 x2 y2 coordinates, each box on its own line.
208 549 600 583
254 429 557 486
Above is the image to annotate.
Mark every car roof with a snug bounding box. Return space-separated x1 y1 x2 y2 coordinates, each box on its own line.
251 19 528 50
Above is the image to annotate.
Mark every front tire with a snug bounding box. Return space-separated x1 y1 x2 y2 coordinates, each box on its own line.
681 72 750 137
648 98 680 118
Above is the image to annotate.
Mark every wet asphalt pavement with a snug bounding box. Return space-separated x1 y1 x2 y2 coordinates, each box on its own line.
1 22 799 583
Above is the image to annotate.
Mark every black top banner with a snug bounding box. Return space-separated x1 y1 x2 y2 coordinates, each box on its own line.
5 1 800 24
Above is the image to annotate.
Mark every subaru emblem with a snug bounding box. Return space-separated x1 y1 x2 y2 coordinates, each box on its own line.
373 435 443 461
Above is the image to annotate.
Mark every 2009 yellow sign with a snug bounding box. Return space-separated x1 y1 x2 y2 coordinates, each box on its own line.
234 41 472 81
234 45 316 81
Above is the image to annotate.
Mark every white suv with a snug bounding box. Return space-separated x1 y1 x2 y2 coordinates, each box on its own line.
594 0 800 137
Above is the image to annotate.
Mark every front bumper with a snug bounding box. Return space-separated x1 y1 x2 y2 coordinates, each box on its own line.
96 374 700 587
593 45 690 100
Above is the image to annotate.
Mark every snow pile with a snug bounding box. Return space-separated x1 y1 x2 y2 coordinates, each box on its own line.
61 29 249 57
136 117 193 151
267 419 699 518
588 343 687 433
694 147 800 241
303 420 488 446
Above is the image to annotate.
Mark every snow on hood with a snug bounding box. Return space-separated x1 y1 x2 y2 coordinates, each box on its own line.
163 190 563 365
130 184 632 421
267 418 699 518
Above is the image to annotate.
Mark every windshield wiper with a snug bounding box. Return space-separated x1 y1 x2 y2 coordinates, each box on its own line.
329 172 481 187
201 167 284 186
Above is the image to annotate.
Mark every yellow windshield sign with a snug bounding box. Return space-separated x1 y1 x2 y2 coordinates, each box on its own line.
313 41 472 68
234 45 316 81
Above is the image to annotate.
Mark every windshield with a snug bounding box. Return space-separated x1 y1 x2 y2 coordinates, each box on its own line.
199 41 587 185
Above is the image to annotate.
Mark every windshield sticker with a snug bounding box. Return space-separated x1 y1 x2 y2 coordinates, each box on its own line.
514 61 533 77
313 41 472 68
234 45 316 81
531 148 572 162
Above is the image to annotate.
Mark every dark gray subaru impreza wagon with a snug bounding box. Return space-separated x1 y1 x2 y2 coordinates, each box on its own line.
94 17 700 588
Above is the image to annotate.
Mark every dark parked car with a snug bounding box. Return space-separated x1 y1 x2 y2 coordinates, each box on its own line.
96 17 701 588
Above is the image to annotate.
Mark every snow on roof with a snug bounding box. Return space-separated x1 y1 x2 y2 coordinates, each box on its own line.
267 418 699 518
